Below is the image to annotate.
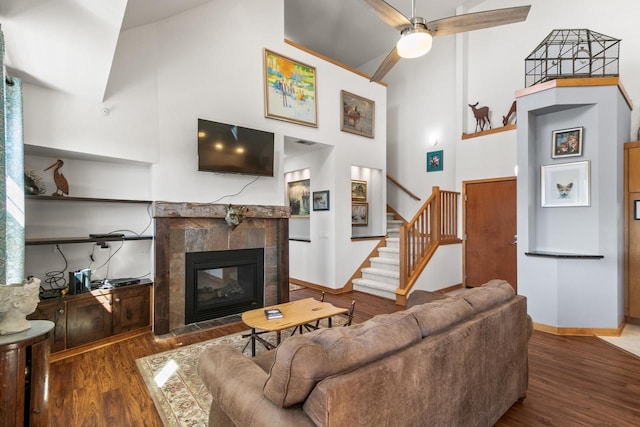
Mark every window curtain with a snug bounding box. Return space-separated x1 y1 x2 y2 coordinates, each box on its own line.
0 25 25 284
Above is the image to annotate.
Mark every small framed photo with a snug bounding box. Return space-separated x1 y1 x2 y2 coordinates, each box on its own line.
351 180 367 201
427 150 443 172
552 127 583 158
341 90 375 138
312 190 330 211
288 179 310 217
352 203 368 226
541 161 590 207
264 49 317 127
635 200 640 220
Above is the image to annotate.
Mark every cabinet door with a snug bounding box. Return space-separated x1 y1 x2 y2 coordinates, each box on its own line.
112 285 151 334
66 294 112 348
28 300 66 353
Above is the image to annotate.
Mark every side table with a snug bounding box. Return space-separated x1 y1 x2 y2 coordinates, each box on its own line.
0 320 54 427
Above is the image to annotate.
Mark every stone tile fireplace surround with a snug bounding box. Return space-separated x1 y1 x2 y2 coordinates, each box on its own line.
153 202 290 335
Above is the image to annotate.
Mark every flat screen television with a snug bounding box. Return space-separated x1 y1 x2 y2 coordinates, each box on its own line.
197 118 275 177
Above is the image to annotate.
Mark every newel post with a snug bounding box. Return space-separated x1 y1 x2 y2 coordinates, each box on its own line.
432 186 441 243
399 222 408 291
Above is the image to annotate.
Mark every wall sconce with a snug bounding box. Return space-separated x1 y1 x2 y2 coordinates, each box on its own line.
430 138 439 147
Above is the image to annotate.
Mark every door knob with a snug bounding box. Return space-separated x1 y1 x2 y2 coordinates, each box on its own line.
512 234 518 246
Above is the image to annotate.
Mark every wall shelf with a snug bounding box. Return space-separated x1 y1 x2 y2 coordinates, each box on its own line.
26 195 152 204
525 251 603 259
26 235 153 246
461 124 516 140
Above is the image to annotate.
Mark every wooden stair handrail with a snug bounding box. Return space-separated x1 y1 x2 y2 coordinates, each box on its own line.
387 175 421 201
397 186 461 305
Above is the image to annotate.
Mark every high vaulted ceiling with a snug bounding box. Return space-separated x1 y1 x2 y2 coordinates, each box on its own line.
0 0 467 101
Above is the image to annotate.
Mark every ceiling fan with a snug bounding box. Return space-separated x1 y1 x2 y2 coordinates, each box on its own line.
362 0 531 82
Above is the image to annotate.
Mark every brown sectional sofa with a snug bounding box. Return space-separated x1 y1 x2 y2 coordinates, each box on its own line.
198 280 531 426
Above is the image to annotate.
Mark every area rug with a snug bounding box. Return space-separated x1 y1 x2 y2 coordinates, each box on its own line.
597 323 640 359
136 319 337 427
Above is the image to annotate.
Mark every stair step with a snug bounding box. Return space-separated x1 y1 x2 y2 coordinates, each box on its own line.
370 256 399 271
385 237 399 248
387 219 403 228
378 247 399 259
387 229 399 238
362 267 399 285
352 278 396 300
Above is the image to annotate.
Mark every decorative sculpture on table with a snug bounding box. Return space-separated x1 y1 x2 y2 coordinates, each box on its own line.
225 204 248 230
0 277 41 335
468 102 492 133
44 159 69 197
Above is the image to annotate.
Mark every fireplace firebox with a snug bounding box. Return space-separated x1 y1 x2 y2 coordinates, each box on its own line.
185 248 264 324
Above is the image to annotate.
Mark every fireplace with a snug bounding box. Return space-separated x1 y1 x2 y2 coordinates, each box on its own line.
153 202 290 334
185 248 264 323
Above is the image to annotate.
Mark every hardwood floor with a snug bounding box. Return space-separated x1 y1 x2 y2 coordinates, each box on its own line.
47 288 640 426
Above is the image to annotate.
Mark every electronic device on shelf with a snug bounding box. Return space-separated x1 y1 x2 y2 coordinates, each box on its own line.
105 277 141 287
69 268 92 294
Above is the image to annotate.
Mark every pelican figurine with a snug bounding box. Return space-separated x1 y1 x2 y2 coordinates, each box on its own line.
44 159 69 197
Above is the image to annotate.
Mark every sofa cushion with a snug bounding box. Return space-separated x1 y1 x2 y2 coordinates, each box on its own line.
407 297 474 337
406 290 451 308
263 311 422 408
456 280 515 313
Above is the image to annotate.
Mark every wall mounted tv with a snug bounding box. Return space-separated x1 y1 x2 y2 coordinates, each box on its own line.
197 118 275 177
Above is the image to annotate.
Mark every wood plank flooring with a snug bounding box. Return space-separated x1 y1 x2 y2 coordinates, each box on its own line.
47 288 640 426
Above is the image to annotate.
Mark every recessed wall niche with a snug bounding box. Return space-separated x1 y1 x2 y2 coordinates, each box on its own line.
351 165 384 238
516 78 631 331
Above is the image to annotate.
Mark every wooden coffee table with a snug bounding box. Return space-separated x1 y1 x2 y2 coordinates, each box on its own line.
242 297 348 356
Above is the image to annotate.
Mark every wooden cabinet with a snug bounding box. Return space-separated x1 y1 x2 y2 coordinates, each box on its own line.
30 299 66 352
28 282 151 354
625 142 640 322
66 292 113 348
0 320 53 427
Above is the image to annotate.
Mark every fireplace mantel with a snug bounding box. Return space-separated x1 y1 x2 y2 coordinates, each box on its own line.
154 202 289 219
153 202 290 335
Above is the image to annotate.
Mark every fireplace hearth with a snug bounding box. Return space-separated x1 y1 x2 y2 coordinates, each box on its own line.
185 248 264 323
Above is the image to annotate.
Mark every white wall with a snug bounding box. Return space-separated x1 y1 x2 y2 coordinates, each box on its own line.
21 0 387 291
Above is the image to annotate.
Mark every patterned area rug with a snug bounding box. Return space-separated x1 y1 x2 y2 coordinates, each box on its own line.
136 319 337 427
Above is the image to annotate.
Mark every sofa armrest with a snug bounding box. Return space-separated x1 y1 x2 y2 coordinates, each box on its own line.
197 345 315 427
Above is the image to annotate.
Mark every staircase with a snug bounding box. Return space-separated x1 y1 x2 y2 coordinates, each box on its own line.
352 213 402 300
351 186 461 304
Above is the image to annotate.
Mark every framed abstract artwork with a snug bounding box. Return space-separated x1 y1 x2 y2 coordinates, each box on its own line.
264 49 317 127
341 90 375 138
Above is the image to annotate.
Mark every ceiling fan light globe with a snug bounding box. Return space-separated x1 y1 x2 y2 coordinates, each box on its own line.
396 29 432 59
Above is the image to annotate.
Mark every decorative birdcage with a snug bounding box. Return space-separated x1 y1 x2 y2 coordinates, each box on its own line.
525 29 620 88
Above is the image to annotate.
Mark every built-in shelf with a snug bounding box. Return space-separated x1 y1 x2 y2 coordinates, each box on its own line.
26 195 152 204
524 251 604 259
461 124 516 140
26 235 154 246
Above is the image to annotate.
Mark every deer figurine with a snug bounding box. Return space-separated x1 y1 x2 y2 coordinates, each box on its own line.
502 100 517 126
468 102 492 133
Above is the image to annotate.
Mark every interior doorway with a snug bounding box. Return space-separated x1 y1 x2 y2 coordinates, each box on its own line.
463 177 517 290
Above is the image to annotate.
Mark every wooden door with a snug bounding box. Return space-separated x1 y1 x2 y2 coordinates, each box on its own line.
112 285 151 334
66 294 112 348
464 178 517 290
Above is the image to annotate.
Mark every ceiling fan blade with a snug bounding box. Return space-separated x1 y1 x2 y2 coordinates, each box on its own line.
370 47 401 82
360 0 411 31
426 5 531 37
